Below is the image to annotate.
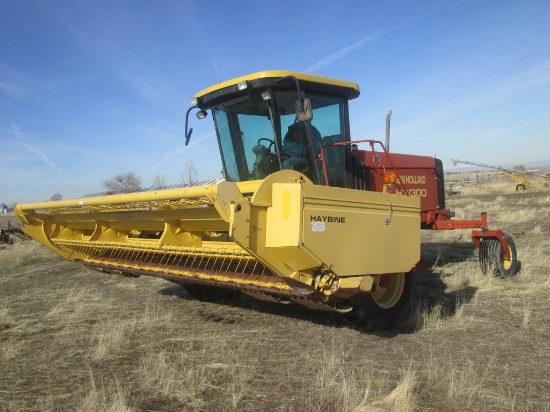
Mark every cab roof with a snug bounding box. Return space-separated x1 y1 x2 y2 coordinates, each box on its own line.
194 70 360 109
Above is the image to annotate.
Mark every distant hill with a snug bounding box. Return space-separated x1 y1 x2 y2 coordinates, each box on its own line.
522 159 550 169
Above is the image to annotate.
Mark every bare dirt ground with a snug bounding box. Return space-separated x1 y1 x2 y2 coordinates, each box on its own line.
1 182 549 411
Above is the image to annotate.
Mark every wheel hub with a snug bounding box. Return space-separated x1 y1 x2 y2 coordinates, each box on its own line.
371 273 406 309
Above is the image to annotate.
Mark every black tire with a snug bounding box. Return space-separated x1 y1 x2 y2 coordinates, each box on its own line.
479 237 496 275
349 271 413 330
495 234 518 277
479 234 518 277
516 184 526 191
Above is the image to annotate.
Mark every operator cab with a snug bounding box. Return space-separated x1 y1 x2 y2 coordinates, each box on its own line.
189 71 360 187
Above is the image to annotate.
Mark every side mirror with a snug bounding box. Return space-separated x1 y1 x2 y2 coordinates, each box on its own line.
296 98 312 122
276 75 312 122
184 107 208 146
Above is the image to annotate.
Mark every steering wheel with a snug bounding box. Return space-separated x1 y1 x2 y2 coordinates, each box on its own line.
257 138 275 151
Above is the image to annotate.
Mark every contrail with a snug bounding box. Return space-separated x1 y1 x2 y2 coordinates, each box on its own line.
21 142 63 174
151 129 217 170
303 25 403 73
11 125 62 174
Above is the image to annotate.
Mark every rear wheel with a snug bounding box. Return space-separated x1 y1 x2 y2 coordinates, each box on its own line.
479 234 518 277
479 237 495 275
516 184 526 191
349 271 413 330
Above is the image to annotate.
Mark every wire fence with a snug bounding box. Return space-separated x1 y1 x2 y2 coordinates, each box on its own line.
445 169 550 186
445 172 506 186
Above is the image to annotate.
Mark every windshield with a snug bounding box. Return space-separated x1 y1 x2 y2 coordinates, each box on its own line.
212 91 349 185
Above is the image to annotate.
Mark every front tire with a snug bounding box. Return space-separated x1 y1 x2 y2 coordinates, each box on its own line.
350 271 413 330
516 184 526 191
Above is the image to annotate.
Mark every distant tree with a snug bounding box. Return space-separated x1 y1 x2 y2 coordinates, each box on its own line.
152 174 168 188
181 161 199 185
102 172 142 193
50 193 63 201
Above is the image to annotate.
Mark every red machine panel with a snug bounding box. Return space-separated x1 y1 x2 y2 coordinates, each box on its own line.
351 150 445 228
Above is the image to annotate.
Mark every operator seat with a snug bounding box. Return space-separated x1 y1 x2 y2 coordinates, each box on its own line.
252 143 278 179
281 122 322 176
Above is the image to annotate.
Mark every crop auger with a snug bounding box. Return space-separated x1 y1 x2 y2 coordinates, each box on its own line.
16 70 518 330
451 158 550 191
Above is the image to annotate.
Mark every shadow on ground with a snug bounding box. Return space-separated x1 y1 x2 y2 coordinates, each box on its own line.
153 241 485 336
421 240 478 267
157 265 479 339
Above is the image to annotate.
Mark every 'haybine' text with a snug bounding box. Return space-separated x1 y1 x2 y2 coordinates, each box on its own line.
310 215 346 223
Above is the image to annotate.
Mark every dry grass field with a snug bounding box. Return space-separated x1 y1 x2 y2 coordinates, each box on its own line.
1 181 549 411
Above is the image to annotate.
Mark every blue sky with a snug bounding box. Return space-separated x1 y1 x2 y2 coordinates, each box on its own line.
1 1 549 204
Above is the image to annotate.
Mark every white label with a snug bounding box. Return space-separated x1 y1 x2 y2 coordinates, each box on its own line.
311 221 326 232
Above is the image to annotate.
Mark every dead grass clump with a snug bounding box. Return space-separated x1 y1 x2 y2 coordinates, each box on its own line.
375 365 417 412
137 341 257 410
452 264 497 291
413 301 445 330
138 300 174 329
77 374 134 412
91 301 174 361
0 240 56 268
309 343 371 411
46 287 94 320
413 297 472 331
138 350 207 408
511 240 550 291
492 208 537 225
0 305 35 340
446 198 485 219
521 302 531 329
0 306 13 331
416 356 517 410
455 180 513 195
532 194 550 205
302 342 419 412
92 319 134 360
1 336 24 360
